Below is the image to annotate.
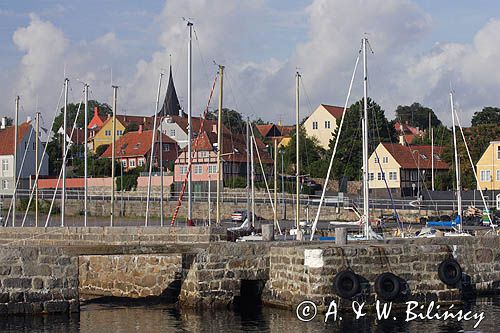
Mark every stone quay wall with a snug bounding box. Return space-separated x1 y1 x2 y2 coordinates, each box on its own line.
79 254 183 299
179 242 270 308
263 236 500 310
0 227 227 246
0 246 78 315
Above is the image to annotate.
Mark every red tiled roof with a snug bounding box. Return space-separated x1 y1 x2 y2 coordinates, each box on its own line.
88 106 104 130
321 104 344 119
101 130 178 161
256 124 277 138
394 122 422 135
277 125 294 137
0 122 31 155
177 130 273 164
381 143 449 170
101 114 155 131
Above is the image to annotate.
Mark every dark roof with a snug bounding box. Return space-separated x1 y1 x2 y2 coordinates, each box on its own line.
0 122 31 155
165 115 230 135
381 143 449 170
277 125 294 137
158 66 185 117
66 128 85 145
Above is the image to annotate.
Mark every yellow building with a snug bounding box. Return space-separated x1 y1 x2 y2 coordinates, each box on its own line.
368 142 448 198
476 141 500 191
303 104 344 149
91 115 153 152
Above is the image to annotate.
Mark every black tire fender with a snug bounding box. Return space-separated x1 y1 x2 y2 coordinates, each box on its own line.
438 258 462 286
374 272 401 301
333 269 361 299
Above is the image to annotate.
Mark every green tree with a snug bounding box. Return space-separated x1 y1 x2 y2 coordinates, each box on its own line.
51 100 112 133
394 102 441 129
95 144 110 157
329 98 395 180
282 125 325 177
206 108 246 134
471 107 500 126
123 122 139 134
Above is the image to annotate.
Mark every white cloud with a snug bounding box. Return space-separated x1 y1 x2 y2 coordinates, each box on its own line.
4 1 500 127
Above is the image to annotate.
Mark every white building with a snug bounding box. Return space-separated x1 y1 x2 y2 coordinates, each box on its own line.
303 104 344 150
0 121 49 194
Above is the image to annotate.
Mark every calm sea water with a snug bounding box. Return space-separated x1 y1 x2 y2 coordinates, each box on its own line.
0 296 498 333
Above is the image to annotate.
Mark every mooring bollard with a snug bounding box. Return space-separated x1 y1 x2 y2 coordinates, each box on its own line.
335 227 347 245
262 224 274 241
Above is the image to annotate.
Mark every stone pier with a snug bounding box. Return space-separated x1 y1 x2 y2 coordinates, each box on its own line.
0 227 499 314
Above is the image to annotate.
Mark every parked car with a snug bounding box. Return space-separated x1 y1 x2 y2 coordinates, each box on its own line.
231 210 248 222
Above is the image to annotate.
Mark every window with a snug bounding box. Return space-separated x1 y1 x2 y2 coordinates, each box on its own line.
194 165 203 174
180 165 188 175
389 172 397 181
163 143 170 152
497 146 500 160
497 169 500 181
481 170 491 181
208 164 217 174
325 120 331 129
377 172 385 180
2 159 8 176
105 130 111 136
199 151 209 158
138 158 144 167
368 172 374 181
374 157 379 163
170 129 176 137
410 170 418 181
312 121 318 130
121 160 127 168
2 180 7 189
129 159 136 167
33 142 36 150
117 130 123 136
382 156 388 164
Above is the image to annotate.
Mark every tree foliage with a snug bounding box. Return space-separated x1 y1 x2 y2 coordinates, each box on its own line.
206 108 246 134
471 107 500 126
394 102 441 129
281 125 325 177
51 100 112 133
329 98 395 181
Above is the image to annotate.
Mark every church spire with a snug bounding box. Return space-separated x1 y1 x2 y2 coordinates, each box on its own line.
158 65 184 117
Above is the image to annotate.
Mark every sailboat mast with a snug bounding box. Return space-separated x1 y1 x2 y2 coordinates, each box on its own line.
84 84 89 227
110 85 118 227
251 132 255 228
13 96 19 227
62 78 69 227
35 111 40 227
362 37 370 239
431 127 435 191
246 117 250 221
145 72 163 226
450 91 462 232
160 118 164 226
187 21 193 225
295 71 301 236
216 65 224 225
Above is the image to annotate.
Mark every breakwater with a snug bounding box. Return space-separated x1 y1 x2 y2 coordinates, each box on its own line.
0 227 498 315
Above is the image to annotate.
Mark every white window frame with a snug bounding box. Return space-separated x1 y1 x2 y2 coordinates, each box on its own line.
389 171 397 181
480 170 491 182
382 156 389 164
368 172 374 181
170 129 176 137
2 159 8 177
138 158 144 167
312 121 318 130
194 165 203 174
2 179 8 189
497 146 500 160
129 159 136 168
180 165 188 175
121 160 127 168
374 157 379 163
208 164 217 174
325 120 330 129
497 169 500 181
117 130 123 136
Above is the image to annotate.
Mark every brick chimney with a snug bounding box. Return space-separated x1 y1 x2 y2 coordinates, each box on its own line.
94 106 99 117
212 124 217 134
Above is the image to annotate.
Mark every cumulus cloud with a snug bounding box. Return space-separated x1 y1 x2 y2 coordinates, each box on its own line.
5 1 500 127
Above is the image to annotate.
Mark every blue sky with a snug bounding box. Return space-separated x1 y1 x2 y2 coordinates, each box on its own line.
1 0 500 125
